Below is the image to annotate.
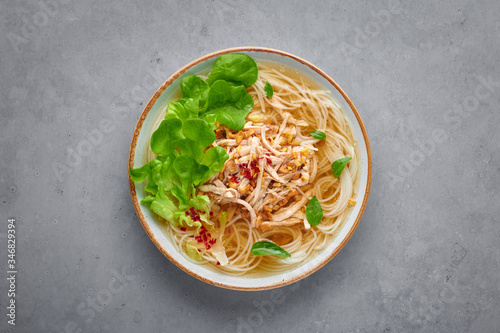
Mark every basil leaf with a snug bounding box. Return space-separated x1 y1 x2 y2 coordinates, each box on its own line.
306 196 323 226
251 241 291 258
331 157 352 178
264 81 273 98
207 54 258 87
204 80 254 130
310 130 326 140
129 164 150 182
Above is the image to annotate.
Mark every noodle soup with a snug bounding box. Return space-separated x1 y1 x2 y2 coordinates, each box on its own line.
129 48 371 289
141 60 360 277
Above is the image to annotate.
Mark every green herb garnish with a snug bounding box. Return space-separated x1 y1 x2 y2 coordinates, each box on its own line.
251 241 291 258
306 196 323 226
331 157 352 178
264 81 273 98
310 130 326 140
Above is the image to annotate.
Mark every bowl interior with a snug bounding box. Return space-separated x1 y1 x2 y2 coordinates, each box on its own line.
129 48 371 290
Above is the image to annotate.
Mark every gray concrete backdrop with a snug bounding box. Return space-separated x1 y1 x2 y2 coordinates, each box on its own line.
1 0 499 332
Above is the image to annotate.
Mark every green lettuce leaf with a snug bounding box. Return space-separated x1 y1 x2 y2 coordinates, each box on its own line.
150 118 184 155
188 195 210 212
131 54 262 235
165 101 189 121
173 155 196 194
185 241 203 261
204 114 218 131
171 185 190 211
129 164 150 182
207 54 258 87
144 174 158 195
174 211 202 228
140 195 155 205
204 80 254 130
202 146 230 178
181 75 209 104
149 155 177 191
191 163 210 186
150 187 177 222
183 97 207 117
176 119 216 162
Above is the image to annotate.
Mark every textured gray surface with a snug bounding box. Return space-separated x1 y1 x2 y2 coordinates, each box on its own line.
1 0 499 332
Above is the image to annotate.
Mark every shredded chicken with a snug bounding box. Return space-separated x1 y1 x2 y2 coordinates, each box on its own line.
202 114 317 231
270 190 311 222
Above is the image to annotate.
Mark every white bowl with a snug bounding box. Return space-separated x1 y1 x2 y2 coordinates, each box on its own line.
128 47 372 290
